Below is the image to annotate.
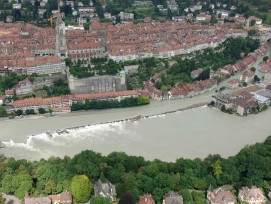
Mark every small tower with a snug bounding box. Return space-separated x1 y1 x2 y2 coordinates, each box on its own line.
55 12 67 59
119 70 126 85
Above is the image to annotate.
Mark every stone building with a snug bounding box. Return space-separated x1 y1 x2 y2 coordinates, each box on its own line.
68 71 126 94
55 12 68 59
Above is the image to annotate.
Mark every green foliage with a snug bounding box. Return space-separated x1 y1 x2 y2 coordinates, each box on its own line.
25 109 35 115
250 67 256 72
1 135 271 202
46 79 70 97
15 109 23 116
212 160 223 180
263 56 269 62
69 59 122 78
38 108 46 114
71 175 93 203
248 29 257 36
118 193 135 204
166 37 259 88
0 106 7 117
91 196 112 204
0 193 5 204
71 97 150 111
2 172 33 199
65 58 73 67
0 74 26 94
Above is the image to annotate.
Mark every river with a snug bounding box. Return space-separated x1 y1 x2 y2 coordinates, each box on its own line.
0 93 271 162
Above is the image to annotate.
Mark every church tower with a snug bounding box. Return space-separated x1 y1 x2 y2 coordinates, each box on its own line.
55 12 67 59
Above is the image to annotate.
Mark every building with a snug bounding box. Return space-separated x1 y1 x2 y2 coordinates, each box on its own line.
9 90 139 113
207 188 236 204
139 194 156 204
68 73 126 94
214 94 234 110
246 16 262 28
4 78 33 97
51 191 73 204
235 98 257 116
55 12 68 59
162 192 183 204
119 12 134 22
238 187 267 204
6 16 13 23
124 65 139 75
240 70 254 83
24 195 51 204
227 79 239 89
252 93 270 105
94 179 116 201
0 56 66 76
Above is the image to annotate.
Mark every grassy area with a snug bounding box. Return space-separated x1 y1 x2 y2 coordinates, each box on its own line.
128 5 155 19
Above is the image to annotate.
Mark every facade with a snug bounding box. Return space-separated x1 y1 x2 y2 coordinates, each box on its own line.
55 12 68 59
238 187 267 204
16 78 33 96
6 78 34 97
68 73 126 94
0 56 65 76
214 94 234 110
8 90 139 113
94 179 116 201
240 70 254 83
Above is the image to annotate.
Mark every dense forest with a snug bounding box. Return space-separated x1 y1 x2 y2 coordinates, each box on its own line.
0 135 271 203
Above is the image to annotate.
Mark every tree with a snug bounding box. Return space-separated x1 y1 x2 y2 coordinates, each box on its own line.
248 29 257 36
0 193 5 204
250 19 256 27
65 58 73 67
91 196 111 204
221 105 226 112
212 160 223 180
263 56 269 62
118 193 136 204
38 108 46 114
15 109 23 116
254 75 260 82
25 109 35 115
71 175 93 203
250 67 256 72
0 105 7 117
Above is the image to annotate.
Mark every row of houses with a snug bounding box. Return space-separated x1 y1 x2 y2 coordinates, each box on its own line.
138 186 269 204
168 79 217 100
223 42 269 74
208 186 267 204
144 72 217 101
5 90 139 113
24 179 116 204
0 56 65 76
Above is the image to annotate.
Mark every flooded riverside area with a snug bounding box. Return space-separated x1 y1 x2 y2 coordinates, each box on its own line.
1 95 271 162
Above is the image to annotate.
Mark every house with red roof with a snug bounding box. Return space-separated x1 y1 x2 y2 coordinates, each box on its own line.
139 194 156 204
